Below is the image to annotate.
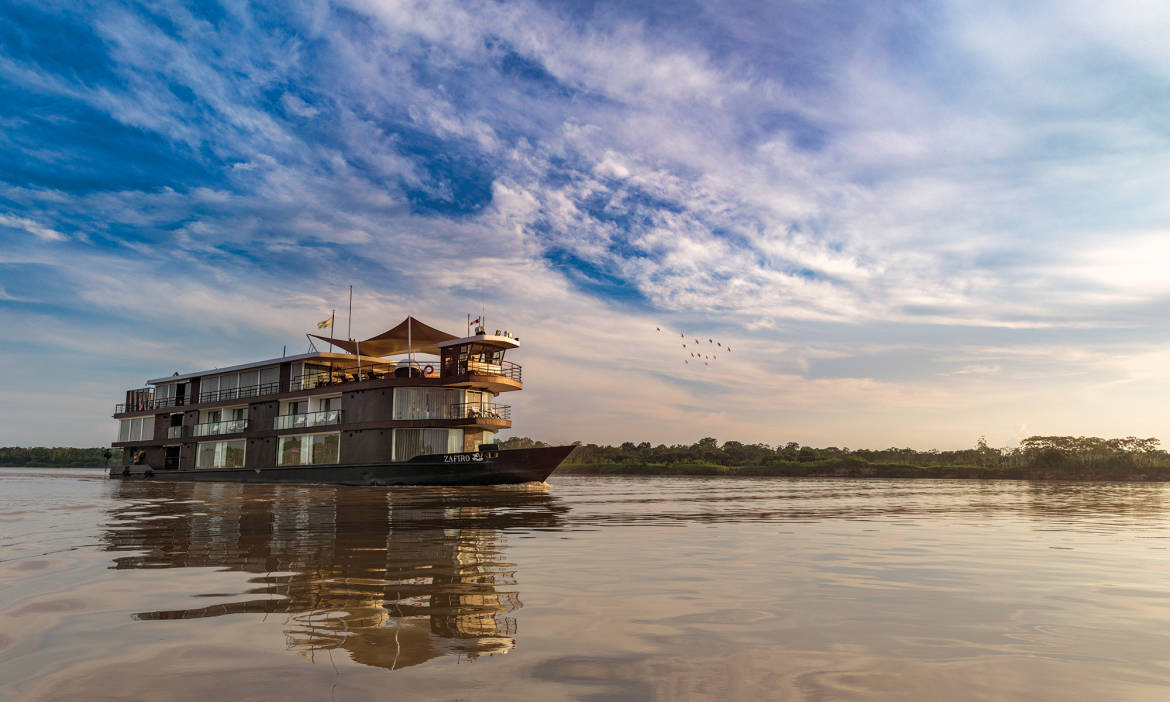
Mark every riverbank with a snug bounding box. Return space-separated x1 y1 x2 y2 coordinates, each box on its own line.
556 460 1170 481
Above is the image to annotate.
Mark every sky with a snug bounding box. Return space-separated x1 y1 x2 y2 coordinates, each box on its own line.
2 0 1170 450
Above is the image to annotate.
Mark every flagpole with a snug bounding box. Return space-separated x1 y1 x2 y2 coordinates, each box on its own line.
347 285 353 341
408 316 413 372
328 309 335 353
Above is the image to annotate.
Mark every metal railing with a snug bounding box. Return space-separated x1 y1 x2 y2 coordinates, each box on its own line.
287 361 442 391
273 410 343 431
192 419 248 437
115 395 187 414
449 403 511 421
197 381 281 404
167 426 183 439
454 359 522 383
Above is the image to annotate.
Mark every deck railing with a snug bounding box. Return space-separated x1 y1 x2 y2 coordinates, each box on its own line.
287 361 443 391
273 410 343 431
455 359 522 383
448 403 512 422
118 356 524 414
115 395 187 414
197 381 281 404
167 426 183 439
192 419 248 437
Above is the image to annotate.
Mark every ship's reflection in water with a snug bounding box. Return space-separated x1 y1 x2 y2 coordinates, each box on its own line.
103 482 566 670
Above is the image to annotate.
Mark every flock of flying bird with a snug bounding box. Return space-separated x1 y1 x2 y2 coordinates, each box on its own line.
656 327 732 366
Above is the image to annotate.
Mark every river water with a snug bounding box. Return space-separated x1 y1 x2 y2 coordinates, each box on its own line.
2 469 1170 701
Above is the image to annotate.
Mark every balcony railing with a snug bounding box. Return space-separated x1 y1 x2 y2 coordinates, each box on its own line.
273 410 343 431
449 403 511 422
115 395 187 414
197 381 281 404
167 426 183 439
450 359 522 383
287 362 440 391
192 419 248 437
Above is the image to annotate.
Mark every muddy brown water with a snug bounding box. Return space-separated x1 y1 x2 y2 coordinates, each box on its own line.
2 469 1170 700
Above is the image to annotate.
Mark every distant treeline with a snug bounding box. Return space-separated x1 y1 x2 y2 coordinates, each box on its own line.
0 447 121 468
500 435 1170 481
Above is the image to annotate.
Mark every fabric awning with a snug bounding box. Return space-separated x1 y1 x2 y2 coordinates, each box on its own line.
311 316 458 357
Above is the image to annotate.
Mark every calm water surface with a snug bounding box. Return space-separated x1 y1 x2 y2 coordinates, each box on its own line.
2 469 1170 700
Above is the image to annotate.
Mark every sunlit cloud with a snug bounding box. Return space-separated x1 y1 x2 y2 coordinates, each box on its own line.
1 0 1168 447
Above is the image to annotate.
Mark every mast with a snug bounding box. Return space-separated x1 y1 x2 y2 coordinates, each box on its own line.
328 308 335 353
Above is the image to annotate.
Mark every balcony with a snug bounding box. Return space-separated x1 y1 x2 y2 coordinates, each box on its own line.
192 419 248 437
167 426 183 439
449 403 511 424
273 410 343 431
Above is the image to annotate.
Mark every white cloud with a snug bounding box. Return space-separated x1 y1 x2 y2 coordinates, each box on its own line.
0 213 67 241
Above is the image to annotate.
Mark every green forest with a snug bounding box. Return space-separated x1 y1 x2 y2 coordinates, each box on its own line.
500 435 1170 480
0 447 120 468
5 436 1169 480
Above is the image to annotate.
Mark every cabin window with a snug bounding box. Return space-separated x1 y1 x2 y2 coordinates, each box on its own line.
155 383 176 404
392 428 463 461
259 366 279 390
278 432 340 465
239 370 260 397
392 388 461 419
116 417 155 443
279 436 302 465
195 440 247 469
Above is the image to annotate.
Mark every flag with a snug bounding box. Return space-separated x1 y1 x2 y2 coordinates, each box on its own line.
470 316 481 325
316 315 334 330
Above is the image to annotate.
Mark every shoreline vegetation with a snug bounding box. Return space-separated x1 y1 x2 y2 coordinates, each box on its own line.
5 436 1170 481
0 447 120 468
505 435 1170 481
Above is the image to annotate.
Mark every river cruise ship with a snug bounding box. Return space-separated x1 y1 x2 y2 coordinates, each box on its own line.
109 317 572 485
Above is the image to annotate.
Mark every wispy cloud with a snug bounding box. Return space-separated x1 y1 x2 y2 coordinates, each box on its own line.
1 0 1169 447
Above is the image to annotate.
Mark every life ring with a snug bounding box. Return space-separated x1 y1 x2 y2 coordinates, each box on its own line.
423 364 434 375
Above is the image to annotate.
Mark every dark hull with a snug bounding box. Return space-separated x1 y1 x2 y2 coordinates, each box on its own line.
110 446 574 486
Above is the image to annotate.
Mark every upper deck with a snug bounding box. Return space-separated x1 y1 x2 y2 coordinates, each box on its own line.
114 329 523 418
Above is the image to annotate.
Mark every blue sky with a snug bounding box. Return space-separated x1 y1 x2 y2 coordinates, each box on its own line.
3 0 1170 449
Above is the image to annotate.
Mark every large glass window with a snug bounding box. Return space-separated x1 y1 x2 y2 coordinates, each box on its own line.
393 388 460 419
260 366 279 389
278 433 340 466
197 442 218 468
311 434 339 464
195 440 247 469
156 383 176 403
239 370 259 397
223 440 246 468
118 417 155 442
393 429 463 461
279 436 303 465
